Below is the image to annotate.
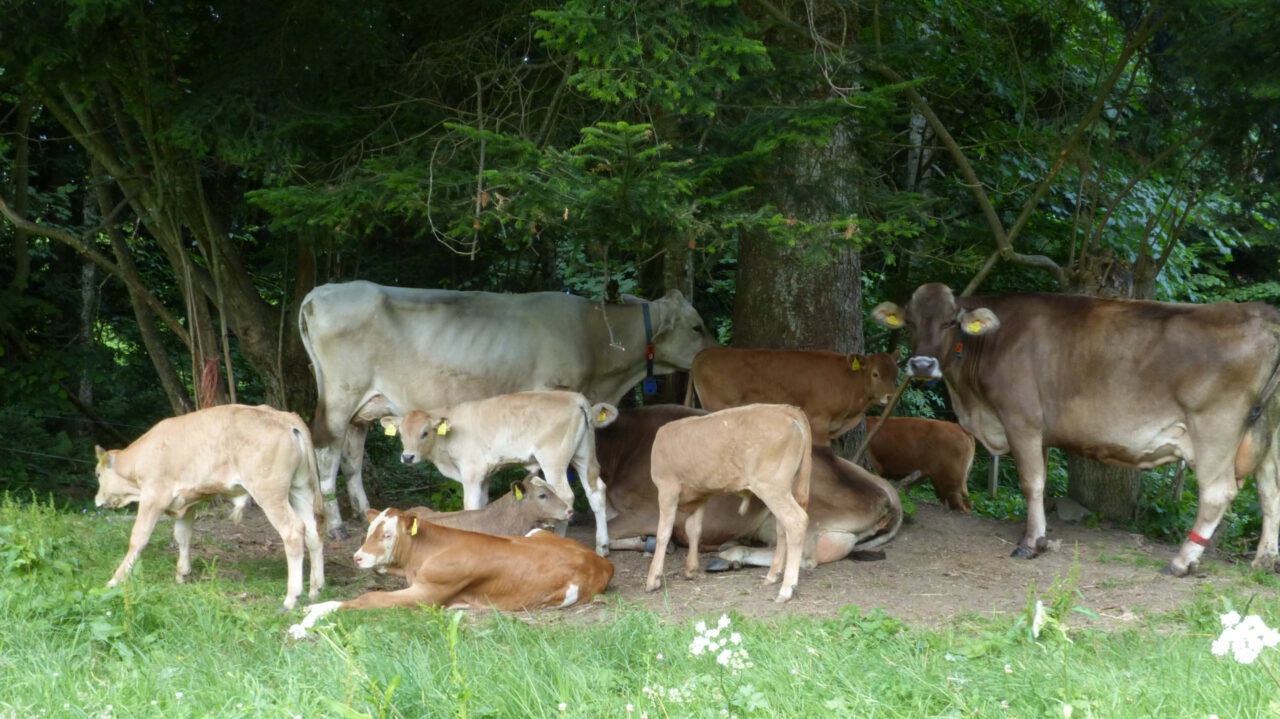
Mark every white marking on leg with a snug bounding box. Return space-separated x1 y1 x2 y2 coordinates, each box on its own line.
287 600 343 639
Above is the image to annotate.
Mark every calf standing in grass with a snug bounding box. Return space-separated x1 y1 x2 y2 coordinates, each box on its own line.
93 404 325 610
380 390 617 555
289 508 613 634
645 404 812 602
405 475 571 535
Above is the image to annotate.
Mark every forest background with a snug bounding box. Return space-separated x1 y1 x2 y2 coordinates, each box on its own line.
1 0 1277 548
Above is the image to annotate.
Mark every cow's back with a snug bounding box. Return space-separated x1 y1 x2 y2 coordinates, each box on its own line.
652 403 810 491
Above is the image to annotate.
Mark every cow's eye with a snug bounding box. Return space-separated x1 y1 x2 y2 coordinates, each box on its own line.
693 324 705 334
941 319 958 329
537 493 548 500
383 532 393 540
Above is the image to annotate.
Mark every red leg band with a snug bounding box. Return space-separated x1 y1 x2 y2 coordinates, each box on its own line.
1188 530 1211 547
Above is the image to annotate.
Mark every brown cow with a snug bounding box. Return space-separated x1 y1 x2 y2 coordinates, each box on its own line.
405 476 571 536
93 404 325 610
646 404 812 602
288 508 613 635
598 405 901 566
691 347 900 445
872 283 1280 575
380 391 617 555
867 415 975 512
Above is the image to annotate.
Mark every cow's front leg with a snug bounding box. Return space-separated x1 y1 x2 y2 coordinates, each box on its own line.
584 478 610 557
108 501 164 587
1166 451 1239 576
1009 441 1049 559
460 469 489 510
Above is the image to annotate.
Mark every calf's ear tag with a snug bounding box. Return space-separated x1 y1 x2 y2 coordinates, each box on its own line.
967 320 983 333
436 420 450 436
886 314 901 327
410 518 419 536
851 357 862 371
513 484 524 500
597 409 609 423
96 452 110 470
384 423 397 437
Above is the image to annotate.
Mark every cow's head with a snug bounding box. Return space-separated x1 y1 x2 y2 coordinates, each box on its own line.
380 411 449 464
93 445 139 509
648 289 718 371
871 283 1000 379
354 507 414 569
847 350 902 405
515 475 573 526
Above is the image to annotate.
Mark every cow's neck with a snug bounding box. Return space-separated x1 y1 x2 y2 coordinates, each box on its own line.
586 303 655 403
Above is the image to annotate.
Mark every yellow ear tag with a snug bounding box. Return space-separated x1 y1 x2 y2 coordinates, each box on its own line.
513 484 524 500
851 358 862 371
436 420 450 436
967 320 983 333
886 315 901 327
597 409 608 423
96 452 110 470
384 423 397 437
410 518 419 536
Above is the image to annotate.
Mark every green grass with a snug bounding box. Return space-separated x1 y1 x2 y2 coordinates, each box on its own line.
3 494 1280 718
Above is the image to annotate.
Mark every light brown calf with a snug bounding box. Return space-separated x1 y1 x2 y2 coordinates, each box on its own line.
289 508 613 632
646 404 812 602
867 416 976 512
381 390 616 555
93 404 325 610
691 347 899 445
405 476 572 536
599 405 901 566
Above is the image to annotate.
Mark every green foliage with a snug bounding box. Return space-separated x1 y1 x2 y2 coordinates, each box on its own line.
0 495 76 576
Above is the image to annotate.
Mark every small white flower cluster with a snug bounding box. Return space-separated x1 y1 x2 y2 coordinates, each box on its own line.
1211 611 1280 665
688 614 752 673
642 683 691 704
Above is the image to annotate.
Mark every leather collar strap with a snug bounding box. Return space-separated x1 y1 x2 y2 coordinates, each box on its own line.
641 303 657 394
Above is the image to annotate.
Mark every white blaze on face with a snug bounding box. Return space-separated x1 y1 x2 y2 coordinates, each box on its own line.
353 510 398 569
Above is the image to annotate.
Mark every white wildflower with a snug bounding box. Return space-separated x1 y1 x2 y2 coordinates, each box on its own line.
1031 600 1048 639
1211 612 1280 664
730 632 742 645
625 704 634 713
717 614 731 630
557 702 567 711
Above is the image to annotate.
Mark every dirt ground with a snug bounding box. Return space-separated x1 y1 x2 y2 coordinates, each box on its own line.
191 498 1240 629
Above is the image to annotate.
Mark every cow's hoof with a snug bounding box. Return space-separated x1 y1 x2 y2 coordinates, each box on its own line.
681 568 702 581
327 525 350 541
644 579 661 592
1250 553 1280 573
774 588 794 603
705 558 741 573
1161 560 1197 577
1010 544 1037 560
643 536 656 554
596 545 611 558
280 602 297 613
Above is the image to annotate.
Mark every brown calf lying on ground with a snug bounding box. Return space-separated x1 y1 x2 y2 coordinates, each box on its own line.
405 475 572 535
646 404 812 603
290 508 613 634
94 404 325 610
691 347 899 445
867 415 976 513
598 405 901 567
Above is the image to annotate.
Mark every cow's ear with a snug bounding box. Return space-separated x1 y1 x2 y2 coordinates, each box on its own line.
365 508 382 522
379 416 401 437
661 288 687 303
432 418 451 436
848 354 867 372
890 348 902 362
959 308 1000 336
871 302 906 329
529 476 549 489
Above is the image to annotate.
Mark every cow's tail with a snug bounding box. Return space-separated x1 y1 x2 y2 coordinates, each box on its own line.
792 414 812 510
296 290 336 447
854 476 905 551
292 423 325 523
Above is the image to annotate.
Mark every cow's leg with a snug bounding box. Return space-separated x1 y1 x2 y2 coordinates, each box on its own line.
1253 445 1280 572
258 498 308 611
645 482 680 592
290 485 326 600
577 456 611 556
682 503 706 580
340 427 372 518
107 501 164 587
461 468 490 511
315 441 348 540
757 488 807 602
1168 453 1240 576
173 511 195 584
1008 439 1049 559
341 583 459 610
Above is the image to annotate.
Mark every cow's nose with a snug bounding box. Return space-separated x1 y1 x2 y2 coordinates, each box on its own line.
908 355 941 378
564 509 574 520
400 453 415 464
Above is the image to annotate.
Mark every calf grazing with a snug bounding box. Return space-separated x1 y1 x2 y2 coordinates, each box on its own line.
867 416 975 512
405 476 571 536
691 347 900 445
646 404 812 602
599 405 901 567
93 404 325 610
289 508 613 633
381 390 617 555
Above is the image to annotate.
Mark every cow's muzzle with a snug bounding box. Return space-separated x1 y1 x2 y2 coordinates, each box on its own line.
400 453 418 465
908 355 943 379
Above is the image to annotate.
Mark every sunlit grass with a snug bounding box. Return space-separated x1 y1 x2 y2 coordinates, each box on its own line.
2 493 1279 718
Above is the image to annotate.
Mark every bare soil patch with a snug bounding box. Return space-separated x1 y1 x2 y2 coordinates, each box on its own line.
193 500 1232 628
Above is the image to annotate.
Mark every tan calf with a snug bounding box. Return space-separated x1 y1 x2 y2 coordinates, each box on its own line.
646 404 812 602
290 508 613 633
93 404 325 610
381 391 617 556
406 475 572 536
867 416 976 512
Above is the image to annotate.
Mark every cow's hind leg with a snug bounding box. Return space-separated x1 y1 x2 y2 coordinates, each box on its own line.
758 490 807 602
1253 443 1280 572
290 485 326 600
682 503 706 580
315 443 348 540
258 498 308 611
340 428 372 518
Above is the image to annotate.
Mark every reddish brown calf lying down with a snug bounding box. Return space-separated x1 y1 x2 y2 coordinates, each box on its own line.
290 508 613 633
867 416 975 513
405 475 572 536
